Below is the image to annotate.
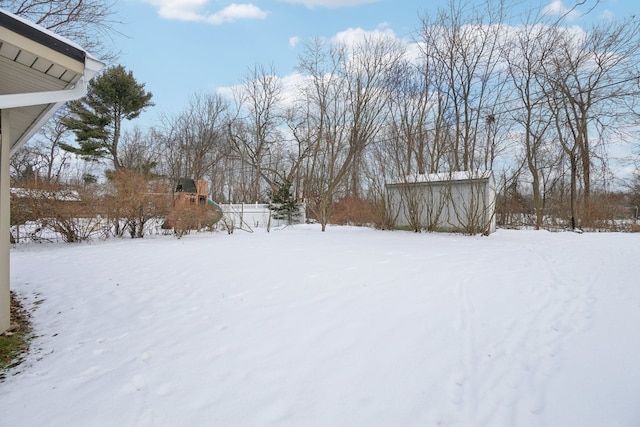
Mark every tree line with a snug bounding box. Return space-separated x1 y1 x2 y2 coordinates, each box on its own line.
8 0 640 235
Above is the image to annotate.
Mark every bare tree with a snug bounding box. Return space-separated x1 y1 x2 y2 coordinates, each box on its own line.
9 110 73 185
384 57 443 177
156 93 230 196
504 20 559 229
32 110 73 183
8 146 39 186
295 37 345 230
367 50 449 230
541 18 640 227
296 35 403 231
119 126 163 177
418 0 508 173
227 64 285 202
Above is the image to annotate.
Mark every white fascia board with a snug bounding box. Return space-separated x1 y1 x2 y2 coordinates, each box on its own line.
85 55 104 80
0 79 86 109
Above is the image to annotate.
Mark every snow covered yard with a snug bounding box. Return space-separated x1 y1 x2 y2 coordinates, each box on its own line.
1 225 639 426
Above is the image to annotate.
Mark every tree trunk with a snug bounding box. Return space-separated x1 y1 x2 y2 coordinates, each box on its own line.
569 152 578 230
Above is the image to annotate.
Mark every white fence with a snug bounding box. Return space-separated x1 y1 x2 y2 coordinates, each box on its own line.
218 203 306 230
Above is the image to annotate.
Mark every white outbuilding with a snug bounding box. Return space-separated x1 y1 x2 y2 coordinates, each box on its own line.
386 170 496 235
0 8 104 333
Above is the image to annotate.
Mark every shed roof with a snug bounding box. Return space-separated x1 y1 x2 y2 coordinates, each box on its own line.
386 170 494 187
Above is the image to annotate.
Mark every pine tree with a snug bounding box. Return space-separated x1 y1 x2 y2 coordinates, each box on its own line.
61 65 153 170
268 180 301 224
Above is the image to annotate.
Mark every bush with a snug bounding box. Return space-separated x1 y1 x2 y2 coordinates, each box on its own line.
330 197 376 226
104 170 171 238
10 182 102 243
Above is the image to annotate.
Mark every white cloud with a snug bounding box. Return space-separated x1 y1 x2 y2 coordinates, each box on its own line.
216 84 235 101
217 70 309 101
207 3 268 24
289 36 301 48
277 0 379 8
599 9 615 21
331 26 397 47
142 1 268 24
279 72 309 104
542 0 579 21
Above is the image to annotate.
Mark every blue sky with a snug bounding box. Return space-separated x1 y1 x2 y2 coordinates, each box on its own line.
110 0 636 129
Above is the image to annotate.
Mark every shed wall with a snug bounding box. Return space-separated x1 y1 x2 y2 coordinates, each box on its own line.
387 175 496 234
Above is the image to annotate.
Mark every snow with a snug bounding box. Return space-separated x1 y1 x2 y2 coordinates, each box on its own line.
2 225 640 426
387 170 493 185
10 187 81 202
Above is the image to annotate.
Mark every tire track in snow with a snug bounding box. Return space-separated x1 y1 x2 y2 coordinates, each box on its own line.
499 247 597 424
518 248 598 419
447 277 479 425
441 243 598 427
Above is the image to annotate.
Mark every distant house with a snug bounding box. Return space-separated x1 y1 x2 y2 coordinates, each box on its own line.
386 171 496 235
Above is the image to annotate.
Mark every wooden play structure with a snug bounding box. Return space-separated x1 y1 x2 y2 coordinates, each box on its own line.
174 178 209 207
163 178 223 233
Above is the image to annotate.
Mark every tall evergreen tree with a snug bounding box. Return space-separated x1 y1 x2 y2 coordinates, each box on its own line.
62 65 153 170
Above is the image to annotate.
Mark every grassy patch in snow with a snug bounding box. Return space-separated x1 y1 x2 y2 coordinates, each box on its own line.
0 292 32 381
